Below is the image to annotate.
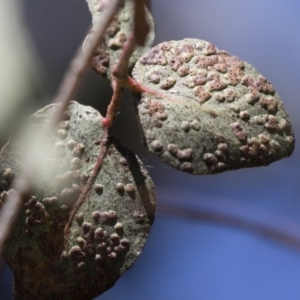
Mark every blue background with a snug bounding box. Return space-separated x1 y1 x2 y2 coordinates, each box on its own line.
1 1 300 299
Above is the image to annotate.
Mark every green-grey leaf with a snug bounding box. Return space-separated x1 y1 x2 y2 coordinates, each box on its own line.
0 101 155 299
132 38 295 174
84 0 155 79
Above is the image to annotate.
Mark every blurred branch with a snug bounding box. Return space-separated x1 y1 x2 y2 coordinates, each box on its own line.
0 0 41 142
157 189 300 252
51 0 120 124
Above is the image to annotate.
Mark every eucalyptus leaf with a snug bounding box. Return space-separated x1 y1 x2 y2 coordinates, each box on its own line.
0 101 155 299
84 0 155 79
132 38 295 174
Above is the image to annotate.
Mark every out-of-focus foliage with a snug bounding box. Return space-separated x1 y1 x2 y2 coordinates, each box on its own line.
0 0 40 141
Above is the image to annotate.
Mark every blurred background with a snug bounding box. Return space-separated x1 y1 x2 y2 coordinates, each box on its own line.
1 0 300 299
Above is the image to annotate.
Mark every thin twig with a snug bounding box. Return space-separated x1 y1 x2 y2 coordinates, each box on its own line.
112 34 137 79
157 188 300 252
64 0 144 243
63 81 123 248
0 0 121 258
64 129 110 246
102 78 124 127
124 75 161 93
112 0 150 77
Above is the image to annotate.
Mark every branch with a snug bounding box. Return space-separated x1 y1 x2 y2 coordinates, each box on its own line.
157 188 300 252
112 34 137 79
64 129 110 246
0 0 121 258
64 1 154 241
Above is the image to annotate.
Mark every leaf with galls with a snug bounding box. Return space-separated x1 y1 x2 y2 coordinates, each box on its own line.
0 101 155 299
132 38 295 174
84 0 155 79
